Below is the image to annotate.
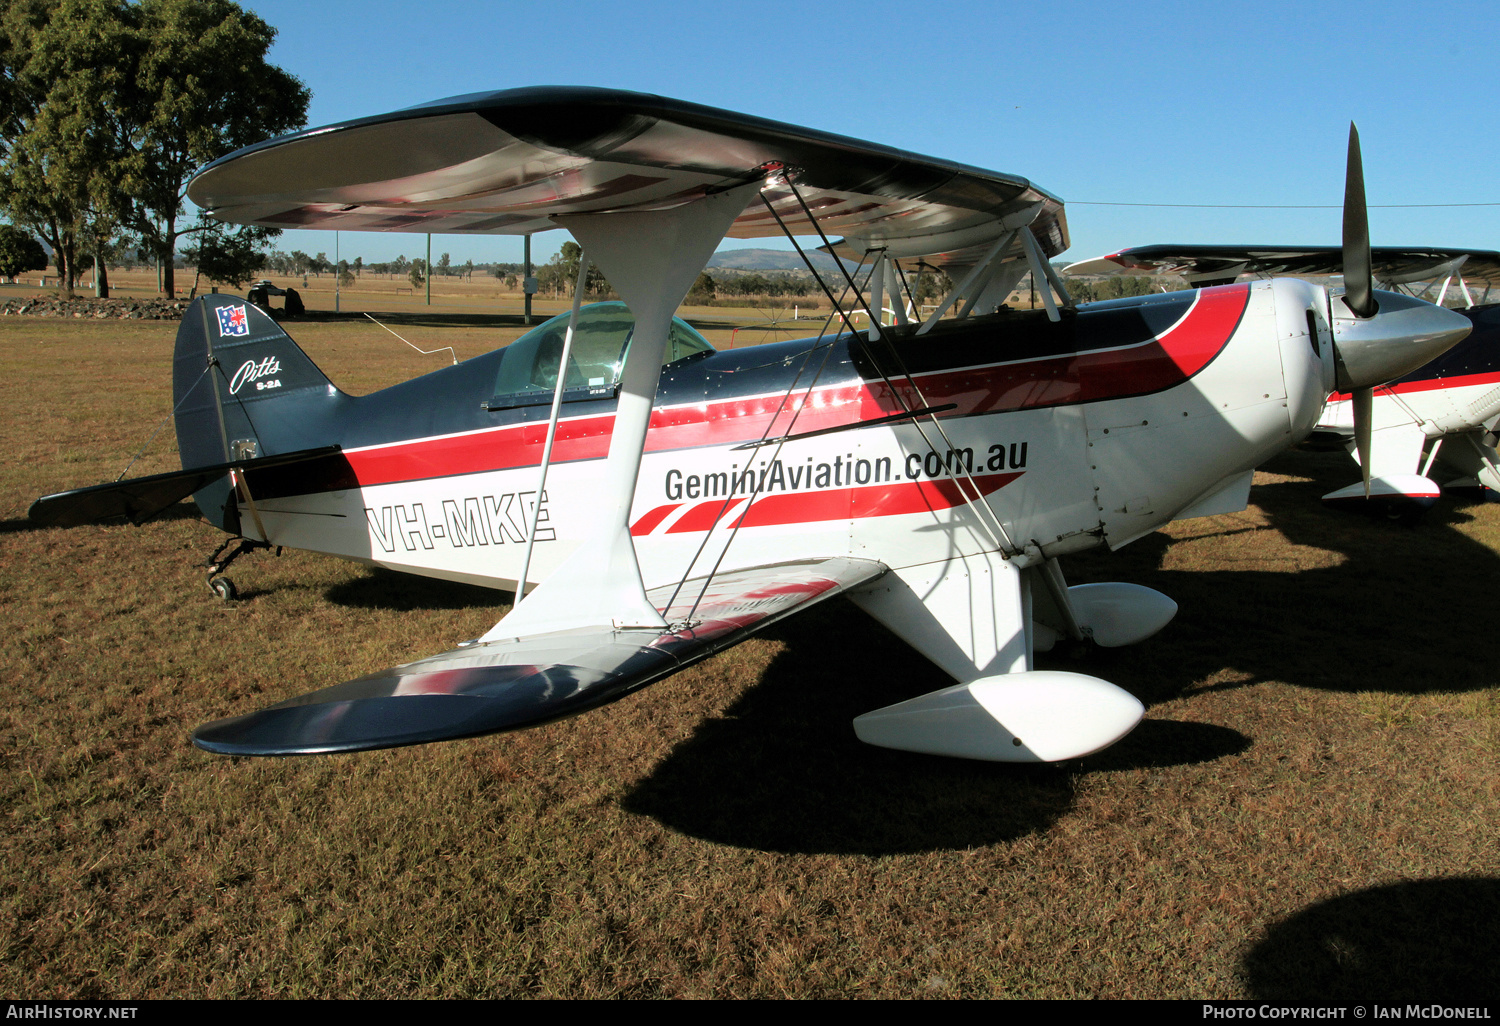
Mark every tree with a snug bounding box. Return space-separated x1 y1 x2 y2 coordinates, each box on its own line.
912 266 951 305
1 1 308 299
437 251 450 278
123 0 309 296
739 272 771 296
0 223 47 280
0 0 136 297
554 240 609 295
409 259 424 289
180 215 274 292
535 256 568 295
687 271 715 302
1092 276 1157 301
557 240 582 286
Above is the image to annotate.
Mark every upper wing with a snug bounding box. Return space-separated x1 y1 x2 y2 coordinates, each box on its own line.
187 86 1067 265
191 556 886 756
1065 245 1500 287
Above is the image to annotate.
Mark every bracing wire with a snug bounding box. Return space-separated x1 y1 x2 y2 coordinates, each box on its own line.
115 362 215 481
778 179 1019 554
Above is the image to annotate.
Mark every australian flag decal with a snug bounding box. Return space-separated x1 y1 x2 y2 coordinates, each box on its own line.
216 304 249 337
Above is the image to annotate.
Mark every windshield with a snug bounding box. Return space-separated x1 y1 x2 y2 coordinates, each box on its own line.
491 301 714 404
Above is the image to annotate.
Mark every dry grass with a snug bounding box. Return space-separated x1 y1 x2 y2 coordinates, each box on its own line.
1 310 1497 999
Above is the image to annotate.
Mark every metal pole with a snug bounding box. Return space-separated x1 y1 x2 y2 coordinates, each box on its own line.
425 234 431 305
334 231 340 313
524 234 533 325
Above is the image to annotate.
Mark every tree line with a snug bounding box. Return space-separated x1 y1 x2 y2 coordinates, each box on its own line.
522 243 956 305
1063 276 1183 302
0 0 307 298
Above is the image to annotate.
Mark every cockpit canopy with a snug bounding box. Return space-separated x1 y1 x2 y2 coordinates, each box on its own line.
489 301 715 410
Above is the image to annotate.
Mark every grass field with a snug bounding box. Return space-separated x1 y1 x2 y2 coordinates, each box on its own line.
1 297 1497 999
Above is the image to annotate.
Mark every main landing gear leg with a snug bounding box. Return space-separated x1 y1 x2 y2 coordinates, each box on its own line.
203 537 274 601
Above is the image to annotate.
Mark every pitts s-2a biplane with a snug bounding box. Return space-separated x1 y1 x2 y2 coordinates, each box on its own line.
31 89 1471 762
1066 244 1500 517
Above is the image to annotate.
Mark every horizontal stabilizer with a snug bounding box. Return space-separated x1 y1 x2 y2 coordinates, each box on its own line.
192 556 886 756
29 445 342 527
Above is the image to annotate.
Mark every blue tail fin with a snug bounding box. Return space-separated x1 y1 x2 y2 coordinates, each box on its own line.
173 295 345 531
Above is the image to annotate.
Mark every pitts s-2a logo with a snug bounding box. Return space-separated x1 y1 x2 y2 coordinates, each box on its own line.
228 356 283 395
364 492 554 554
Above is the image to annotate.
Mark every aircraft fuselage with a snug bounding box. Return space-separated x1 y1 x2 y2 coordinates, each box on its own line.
209 278 1333 594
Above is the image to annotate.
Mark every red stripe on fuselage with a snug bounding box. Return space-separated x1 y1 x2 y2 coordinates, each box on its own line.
631 472 1023 535
340 285 1249 489
344 415 614 486
627 502 682 536
735 472 1023 529
665 497 747 534
1330 369 1500 402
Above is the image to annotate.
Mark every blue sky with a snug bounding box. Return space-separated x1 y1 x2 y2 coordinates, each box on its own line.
233 0 1500 267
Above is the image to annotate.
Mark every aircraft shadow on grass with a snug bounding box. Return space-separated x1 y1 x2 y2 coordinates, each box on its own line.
622 447 1499 854
323 567 512 613
1241 876 1500 1001
0 499 203 536
311 545 1246 856
1064 447 1500 709
619 595 1249 856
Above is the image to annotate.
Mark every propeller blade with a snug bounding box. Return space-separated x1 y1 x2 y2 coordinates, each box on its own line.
1353 386 1374 497
1343 123 1377 318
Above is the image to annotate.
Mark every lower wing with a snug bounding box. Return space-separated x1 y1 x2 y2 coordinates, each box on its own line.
192 556 886 756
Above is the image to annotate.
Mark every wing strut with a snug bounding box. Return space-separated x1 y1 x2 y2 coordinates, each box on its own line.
885 255 911 327
915 228 1020 333
515 250 592 598
1019 225 1076 322
482 180 763 640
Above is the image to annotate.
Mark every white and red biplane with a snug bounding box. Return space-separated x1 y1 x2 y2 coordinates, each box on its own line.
30 90 1471 762
1065 244 1500 517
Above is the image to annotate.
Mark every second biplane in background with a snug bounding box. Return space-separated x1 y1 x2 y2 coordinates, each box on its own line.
1066 244 1500 518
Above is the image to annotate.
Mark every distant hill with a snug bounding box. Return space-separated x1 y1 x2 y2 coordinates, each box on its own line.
707 248 843 273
